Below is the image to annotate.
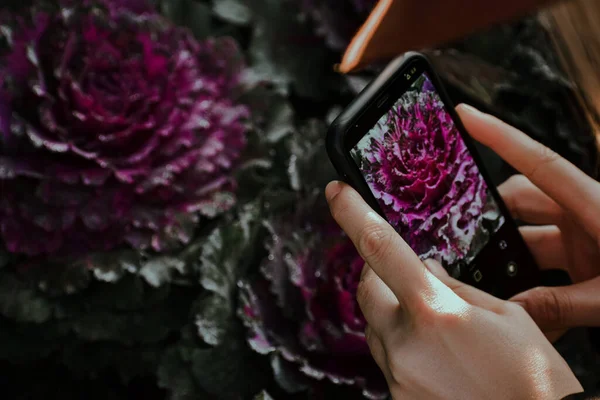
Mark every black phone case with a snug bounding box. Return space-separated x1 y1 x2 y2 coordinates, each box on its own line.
327 52 541 300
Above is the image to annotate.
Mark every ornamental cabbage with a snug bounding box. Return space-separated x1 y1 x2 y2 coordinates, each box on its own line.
239 196 387 399
0 0 249 256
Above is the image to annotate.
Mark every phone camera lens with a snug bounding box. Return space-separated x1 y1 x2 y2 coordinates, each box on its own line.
506 262 518 277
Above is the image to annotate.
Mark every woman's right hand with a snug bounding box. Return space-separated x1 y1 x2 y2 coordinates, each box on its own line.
457 104 600 340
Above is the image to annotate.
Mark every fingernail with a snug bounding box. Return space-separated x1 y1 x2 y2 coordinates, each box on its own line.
325 181 343 202
423 259 447 276
456 103 480 114
507 291 525 304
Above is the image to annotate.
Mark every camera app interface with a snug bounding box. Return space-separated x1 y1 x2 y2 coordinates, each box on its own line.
350 73 505 277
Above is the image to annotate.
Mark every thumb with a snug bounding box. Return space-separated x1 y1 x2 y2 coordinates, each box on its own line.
510 276 600 331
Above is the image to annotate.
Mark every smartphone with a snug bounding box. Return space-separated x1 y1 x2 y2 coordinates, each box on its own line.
327 52 540 300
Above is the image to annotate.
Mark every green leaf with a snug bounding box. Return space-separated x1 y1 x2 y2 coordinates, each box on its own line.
189 203 263 348
196 215 253 345
199 204 262 293
286 119 335 191
212 0 253 25
270 354 309 394
263 100 295 144
240 83 296 144
158 344 207 400
181 203 270 396
235 85 297 203
190 327 270 399
139 256 186 288
199 227 243 296
0 272 53 323
245 0 337 99
193 292 231 346
89 254 129 282
254 390 274 400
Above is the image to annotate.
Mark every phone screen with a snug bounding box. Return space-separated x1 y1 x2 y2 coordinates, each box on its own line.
350 72 505 278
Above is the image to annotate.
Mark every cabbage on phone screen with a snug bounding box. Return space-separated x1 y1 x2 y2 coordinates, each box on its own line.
350 73 505 276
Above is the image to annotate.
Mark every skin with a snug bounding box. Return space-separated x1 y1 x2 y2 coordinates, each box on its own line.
466 109 600 339
325 104 590 399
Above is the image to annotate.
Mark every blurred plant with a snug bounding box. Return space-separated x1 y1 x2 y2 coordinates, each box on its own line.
301 0 376 50
0 0 248 257
238 192 387 399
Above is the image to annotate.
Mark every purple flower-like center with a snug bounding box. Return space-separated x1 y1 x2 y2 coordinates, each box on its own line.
360 88 488 264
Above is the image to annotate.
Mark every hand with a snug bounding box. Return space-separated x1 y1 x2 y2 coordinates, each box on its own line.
456 104 600 340
325 181 583 399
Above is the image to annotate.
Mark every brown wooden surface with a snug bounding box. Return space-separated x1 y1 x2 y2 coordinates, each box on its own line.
340 0 565 72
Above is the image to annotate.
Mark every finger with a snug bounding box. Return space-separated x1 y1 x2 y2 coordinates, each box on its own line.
511 276 600 331
519 225 568 272
498 175 564 225
546 330 568 343
357 264 401 333
423 259 505 311
365 326 394 386
326 181 454 306
457 104 600 236
422 259 449 279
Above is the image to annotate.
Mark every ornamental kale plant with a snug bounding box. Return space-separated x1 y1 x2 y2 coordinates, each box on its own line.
239 194 388 399
0 0 248 257
351 75 504 270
